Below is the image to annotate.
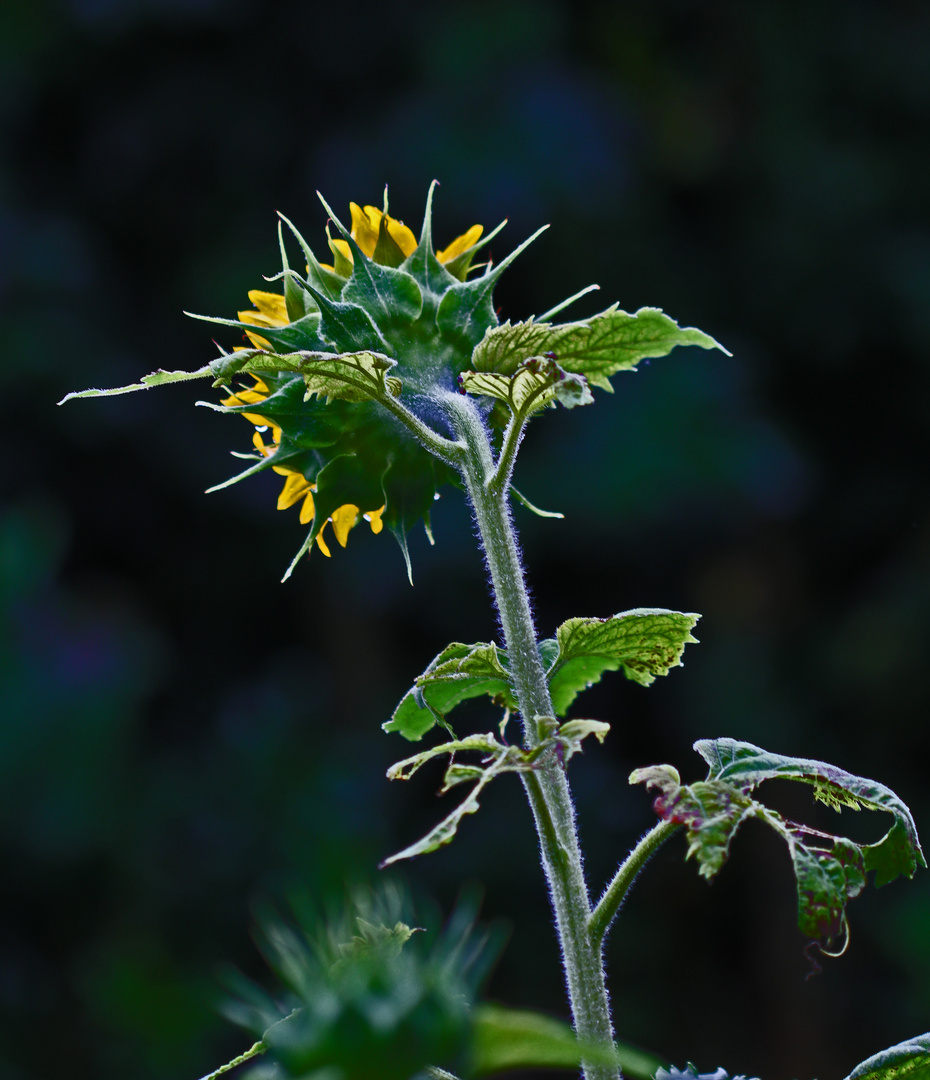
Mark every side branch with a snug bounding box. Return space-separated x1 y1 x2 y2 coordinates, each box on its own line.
488 412 529 496
588 820 681 948
378 393 466 468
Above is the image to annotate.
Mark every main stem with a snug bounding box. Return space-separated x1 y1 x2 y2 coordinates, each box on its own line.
448 397 620 1080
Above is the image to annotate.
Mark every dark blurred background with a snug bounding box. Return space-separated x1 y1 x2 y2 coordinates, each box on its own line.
2 0 929 1077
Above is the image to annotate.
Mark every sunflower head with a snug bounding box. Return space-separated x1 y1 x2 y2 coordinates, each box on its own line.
62 182 727 580
208 183 531 578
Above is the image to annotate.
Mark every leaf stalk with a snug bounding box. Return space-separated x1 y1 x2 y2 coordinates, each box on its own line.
589 820 681 948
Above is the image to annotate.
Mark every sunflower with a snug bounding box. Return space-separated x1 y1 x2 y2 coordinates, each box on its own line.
218 198 486 564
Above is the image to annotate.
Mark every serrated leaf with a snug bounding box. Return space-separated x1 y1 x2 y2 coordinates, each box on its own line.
845 1032 930 1080
634 740 924 949
379 752 509 866
545 609 701 715
58 365 212 403
657 1067 759 1080
386 733 505 782
472 306 729 390
470 1004 662 1080
694 738 926 886
556 719 611 764
459 356 593 418
472 320 557 375
335 919 417 963
789 833 866 941
210 348 400 404
383 643 518 742
629 767 759 881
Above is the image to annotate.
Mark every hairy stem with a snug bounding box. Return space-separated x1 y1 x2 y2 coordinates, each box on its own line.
379 392 466 467
589 820 681 948
446 394 620 1080
487 412 528 496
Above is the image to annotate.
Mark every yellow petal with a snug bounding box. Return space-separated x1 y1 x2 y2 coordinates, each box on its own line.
315 526 332 557
436 224 483 264
245 330 272 350
331 504 359 548
299 491 315 525
328 237 354 275
365 505 386 535
251 425 281 454
241 410 270 427
350 202 380 257
386 217 417 257
247 290 289 325
221 383 268 409
277 470 314 511
234 390 269 406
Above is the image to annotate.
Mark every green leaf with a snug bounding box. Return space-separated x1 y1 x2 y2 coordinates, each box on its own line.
386 733 506 782
472 306 729 390
469 1004 662 1079
633 739 925 950
544 609 701 715
379 752 511 866
383 643 518 741
694 738 926 885
334 919 418 963
58 365 212 403
459 356 593 419
194 1041 266 1080
556 719 611 764
790 834 866 941
209 348 401 403
656 1067 759 1080
629 765 759 881
845 1032 930 1080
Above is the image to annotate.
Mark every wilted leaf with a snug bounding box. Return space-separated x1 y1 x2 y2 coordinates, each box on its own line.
58 365 212 402
380 752 514 867
632 739 925 951
695 738 926 886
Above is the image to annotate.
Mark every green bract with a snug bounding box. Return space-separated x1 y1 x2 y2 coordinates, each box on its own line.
60 183 728 581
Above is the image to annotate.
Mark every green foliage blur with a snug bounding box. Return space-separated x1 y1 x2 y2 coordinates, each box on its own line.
2 1 929 1078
